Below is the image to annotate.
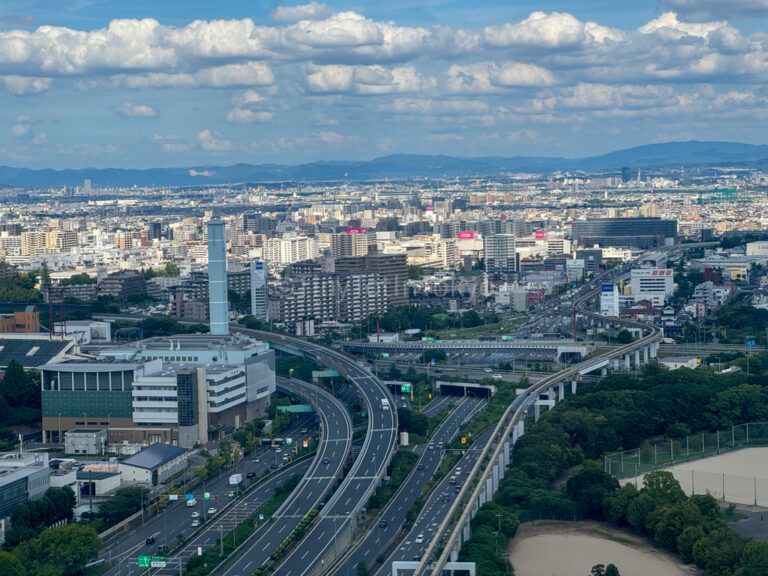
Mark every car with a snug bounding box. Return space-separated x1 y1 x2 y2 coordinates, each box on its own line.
322 457 329 464
208 507 216 515
226 490 235 498
415 534 424 544
275 448 282 454
412 556 421 562
191 519 200 527
492 374 503 380
484 368 493 373
158 545 168 553
300 428 308 434
253 457 261 463
417 464 424 471
191 511 200 518
428 442 434 450
270 463 277 469
247 472 256 478
378 520 388 528
455 486 461 493
145 537 155 545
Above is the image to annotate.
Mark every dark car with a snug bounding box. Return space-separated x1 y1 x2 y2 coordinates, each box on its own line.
247 472 256 478
270 463 277 469
378 520 388 528
417 464 424 471
145 537 155 545
322 457 329 464
157 545 168 553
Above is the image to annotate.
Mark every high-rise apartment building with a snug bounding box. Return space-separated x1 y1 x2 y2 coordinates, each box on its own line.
264 235 319 265
250 261 269 321
571 218 677 249
335 253 408 307
484 234 517 276
207 220 228 335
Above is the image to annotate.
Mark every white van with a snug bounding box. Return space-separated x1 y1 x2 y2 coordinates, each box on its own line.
186 498 197 507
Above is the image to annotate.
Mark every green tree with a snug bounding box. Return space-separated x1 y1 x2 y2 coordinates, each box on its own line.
616 329 633 344
691 527 744 576
0 551 26 576
565 463 619 519
0 359 40 409
14 524 100 576
605 564 620 576
407 265 423 281
590 564 605 576
96 487 148 528
39 262 51 290
735 539 768 576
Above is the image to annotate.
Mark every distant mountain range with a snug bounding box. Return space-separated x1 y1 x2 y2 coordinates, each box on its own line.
2 140 768 188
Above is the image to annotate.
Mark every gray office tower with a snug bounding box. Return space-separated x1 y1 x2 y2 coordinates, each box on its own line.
250 260 268 321
207 220 229 335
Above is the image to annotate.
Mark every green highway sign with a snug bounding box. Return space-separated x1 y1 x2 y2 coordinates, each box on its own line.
400 383 412 393
138 556 166 568
204 492 211 500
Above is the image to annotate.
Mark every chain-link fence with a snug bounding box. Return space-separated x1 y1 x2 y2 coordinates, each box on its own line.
604 422 768 479
605 423 768 506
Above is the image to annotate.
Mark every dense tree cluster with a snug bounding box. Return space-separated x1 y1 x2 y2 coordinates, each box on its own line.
0 273 41 303
13 524 100 576
5 487 76 546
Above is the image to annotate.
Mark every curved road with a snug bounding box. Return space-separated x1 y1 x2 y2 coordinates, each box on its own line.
218 375 352 576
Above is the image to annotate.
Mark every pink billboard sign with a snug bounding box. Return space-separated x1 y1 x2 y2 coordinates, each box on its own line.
425 206 434 211
458 231 476 240
346 227 366 234
535 230 547 239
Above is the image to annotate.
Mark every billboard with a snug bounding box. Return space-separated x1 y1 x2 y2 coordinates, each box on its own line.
534 230 547 239
425 206 434 211
458 231 476 240
346 227 366 234
601 284 614 292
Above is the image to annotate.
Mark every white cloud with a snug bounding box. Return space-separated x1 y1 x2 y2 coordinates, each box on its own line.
11 122 31 137
32 133 48 145
306 64 435 94
197 129 232 151
233 90 263 106
1 75 51 95
483 12 622 49
271 2 334 22
152 133 188 153
225 108 274 123
444 62 554 94
658 0 768 20
115 102 157 117
638 12 726 39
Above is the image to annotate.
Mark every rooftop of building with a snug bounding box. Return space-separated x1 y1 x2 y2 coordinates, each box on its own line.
76 470 120 481
66 428 106 435
0 337 74 368
126 333 266 352
146 362 241 377
120 442 187 471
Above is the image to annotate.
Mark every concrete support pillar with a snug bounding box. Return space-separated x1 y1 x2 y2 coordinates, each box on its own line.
634 350 640 366
601 367 608 377
571 380 577 395
492 463 499 492
486 477 494 500
498 452 506 478
503 442 511 468
479 487 487 507
644 347 649 364
558 384 564 401
451 543 460 563
534 403 541 422
462 519 471 545
624 354 630 369
516 420 524 439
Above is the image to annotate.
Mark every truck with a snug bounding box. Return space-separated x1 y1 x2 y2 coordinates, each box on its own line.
380 398 390 410
661 338 677 344
229 474 243 486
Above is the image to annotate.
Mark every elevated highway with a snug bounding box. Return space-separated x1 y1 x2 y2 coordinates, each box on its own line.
229 326 399 575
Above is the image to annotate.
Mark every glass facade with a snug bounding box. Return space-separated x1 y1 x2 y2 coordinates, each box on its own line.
207 220 228 335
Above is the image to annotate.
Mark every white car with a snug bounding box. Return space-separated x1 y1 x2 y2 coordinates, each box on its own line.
208 507 217 515
415 534 425 544
191 519 200 527
484 368 493 373
191 511 200 518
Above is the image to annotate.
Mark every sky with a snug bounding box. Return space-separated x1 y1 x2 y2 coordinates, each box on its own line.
3 1 768 169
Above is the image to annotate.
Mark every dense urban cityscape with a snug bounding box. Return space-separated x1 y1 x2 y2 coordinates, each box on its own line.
5 2 768 576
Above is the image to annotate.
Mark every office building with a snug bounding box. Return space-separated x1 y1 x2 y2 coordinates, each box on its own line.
64 429 107 455
484 234 517 276
0 306 40 333
0 452 50 522
41 333 276 445
118 443 188 486
600 284 620 317
250 261 268 321
207 220 228 335
629 268 675 306
571 217 677 249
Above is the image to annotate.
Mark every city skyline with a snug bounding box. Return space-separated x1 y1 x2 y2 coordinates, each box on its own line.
3 1 768 169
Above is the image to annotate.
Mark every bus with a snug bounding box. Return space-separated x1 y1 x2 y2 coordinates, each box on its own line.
380 398 390 410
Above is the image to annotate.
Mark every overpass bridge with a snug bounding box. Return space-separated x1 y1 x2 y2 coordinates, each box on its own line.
341 338 593 363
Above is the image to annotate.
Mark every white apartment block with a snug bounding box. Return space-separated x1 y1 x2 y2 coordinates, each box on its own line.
629 268 675 306
264 235 319 264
